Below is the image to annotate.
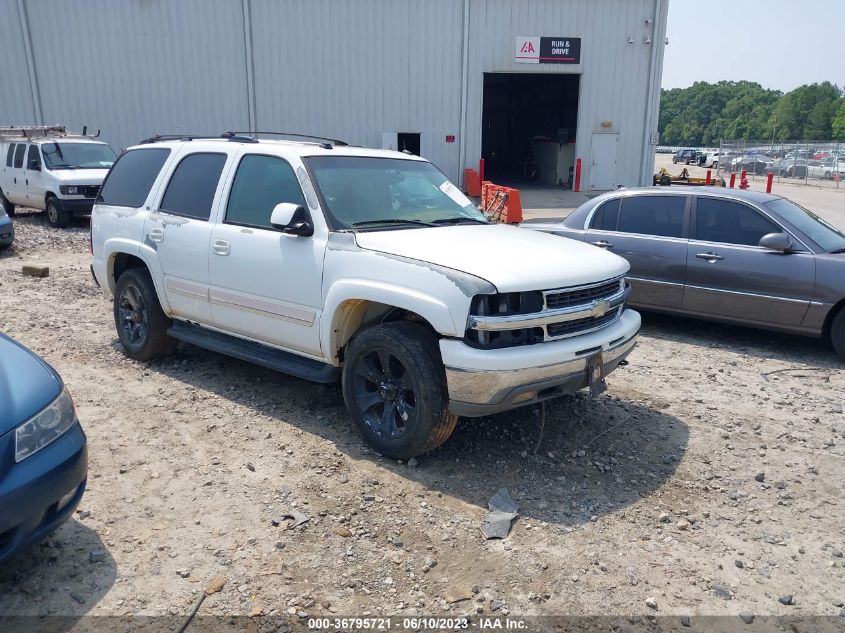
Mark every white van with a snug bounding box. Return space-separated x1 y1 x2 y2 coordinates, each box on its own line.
0 126 117 228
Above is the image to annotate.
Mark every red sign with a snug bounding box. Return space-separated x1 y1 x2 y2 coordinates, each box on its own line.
445 135 455 143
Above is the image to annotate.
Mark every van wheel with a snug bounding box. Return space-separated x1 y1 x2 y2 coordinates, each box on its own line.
342 322 458 459
114 268 176 361
1 192 14 216
830 308 845 361
46 197 71 228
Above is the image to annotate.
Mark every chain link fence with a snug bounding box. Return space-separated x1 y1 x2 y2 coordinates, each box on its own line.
714 140 844 190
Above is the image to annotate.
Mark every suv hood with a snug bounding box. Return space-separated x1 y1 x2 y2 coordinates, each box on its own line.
353 224 629 293
0 333 62 436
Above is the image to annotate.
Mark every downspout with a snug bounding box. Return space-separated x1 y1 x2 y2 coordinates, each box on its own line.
639 0 664 185
458 0 470 184
17 0 43 124
241 0 257 131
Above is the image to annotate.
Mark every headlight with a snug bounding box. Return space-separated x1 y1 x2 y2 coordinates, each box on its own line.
15 387 77 463
60 185 79 195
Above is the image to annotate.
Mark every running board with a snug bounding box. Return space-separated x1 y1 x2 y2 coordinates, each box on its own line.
168 321 339 383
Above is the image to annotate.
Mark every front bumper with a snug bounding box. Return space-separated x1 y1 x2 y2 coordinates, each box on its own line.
0 423 88 563
442 309 640 417
57 198 95 215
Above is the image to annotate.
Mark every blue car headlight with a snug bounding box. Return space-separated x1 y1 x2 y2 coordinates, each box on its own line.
15 388 77 463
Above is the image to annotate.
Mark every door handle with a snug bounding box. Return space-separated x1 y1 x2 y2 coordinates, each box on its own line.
591 240 614 248
695 252 724 261
212 239 230 256
147 228 164 243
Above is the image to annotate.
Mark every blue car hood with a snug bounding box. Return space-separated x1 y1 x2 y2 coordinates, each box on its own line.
0 333 62 436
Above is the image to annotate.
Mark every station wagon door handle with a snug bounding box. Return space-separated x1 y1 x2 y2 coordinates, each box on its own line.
147 228 164 243
591 240 614 248
695 252 724 262
212 239 231 256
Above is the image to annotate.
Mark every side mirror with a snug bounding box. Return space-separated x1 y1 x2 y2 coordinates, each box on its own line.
28 160 41 171
759 232 792 253
270 203 313 237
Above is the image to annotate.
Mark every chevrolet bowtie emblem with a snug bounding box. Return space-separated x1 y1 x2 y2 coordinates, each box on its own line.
590 299 611 318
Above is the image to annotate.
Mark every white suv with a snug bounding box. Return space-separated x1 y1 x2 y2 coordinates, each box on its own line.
91 134 640 458
1 126 117 227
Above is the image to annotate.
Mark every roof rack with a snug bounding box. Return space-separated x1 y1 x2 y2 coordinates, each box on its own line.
225 131 350 149
138 132 259 145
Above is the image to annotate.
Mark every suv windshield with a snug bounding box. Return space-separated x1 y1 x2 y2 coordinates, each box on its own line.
305 156 487 229
765 198 845 253
41 142 117 170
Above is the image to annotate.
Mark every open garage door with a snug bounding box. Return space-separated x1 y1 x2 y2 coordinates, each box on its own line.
481 73 579 187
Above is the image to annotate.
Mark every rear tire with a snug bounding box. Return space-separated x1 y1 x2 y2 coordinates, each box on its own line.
1 191 14 216
830 308 845 361
46 197 71 228
113 268 176 361
342 321 458 459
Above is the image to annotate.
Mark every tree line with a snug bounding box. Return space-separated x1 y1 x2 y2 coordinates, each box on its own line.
659 80 845 146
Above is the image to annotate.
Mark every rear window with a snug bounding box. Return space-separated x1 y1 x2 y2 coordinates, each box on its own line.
159 153 227 220
6 144 14 167
618 195 685 238
97 148 171 208
13 144 25 168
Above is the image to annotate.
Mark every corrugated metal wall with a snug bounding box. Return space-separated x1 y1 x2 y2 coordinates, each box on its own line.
0 0 666 186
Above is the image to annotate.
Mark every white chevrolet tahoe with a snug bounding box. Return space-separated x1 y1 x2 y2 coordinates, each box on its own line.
1 126 117 227
90 133 640 458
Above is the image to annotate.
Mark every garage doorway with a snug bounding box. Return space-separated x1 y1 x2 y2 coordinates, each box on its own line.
481 73 579 186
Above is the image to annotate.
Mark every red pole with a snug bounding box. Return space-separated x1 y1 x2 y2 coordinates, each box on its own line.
766 172 774 193
479 158 485 185
729 173 736 188
706 169 712 185
574 158 582 192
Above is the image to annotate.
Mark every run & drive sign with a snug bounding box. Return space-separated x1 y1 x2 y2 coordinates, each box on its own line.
514 36 581 64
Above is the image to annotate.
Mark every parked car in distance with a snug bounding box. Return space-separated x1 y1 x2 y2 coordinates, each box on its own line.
729 154 773 175
0 202 13 249
0 332 87 563
91 133 640 459
767 158 809 179
672 149 699 165
523 188 845 360
807 157 845 180
0 125 117 228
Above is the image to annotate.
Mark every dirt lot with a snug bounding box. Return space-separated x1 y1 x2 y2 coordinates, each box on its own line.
1 210 844 630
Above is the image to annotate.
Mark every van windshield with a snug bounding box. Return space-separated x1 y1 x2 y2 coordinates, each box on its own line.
41 142 117 170
305 156 487 230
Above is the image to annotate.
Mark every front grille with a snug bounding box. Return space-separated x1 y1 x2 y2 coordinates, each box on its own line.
81 185 100 199
545 277 621 309
547 308 621 338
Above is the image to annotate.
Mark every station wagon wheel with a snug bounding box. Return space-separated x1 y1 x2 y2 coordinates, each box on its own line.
113 267 176 361
342 322 458 459
352 347 416 440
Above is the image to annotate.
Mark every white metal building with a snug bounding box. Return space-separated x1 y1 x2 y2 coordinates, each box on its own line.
0 0 668 190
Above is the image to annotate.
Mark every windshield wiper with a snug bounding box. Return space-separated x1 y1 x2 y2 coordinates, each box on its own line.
351 218 438 228
829 248 845 254
431 217 489 225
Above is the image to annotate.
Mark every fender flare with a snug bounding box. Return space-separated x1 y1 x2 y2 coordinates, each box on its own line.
103 238 172 315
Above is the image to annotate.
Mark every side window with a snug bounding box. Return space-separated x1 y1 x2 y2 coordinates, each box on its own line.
6 144 15 167
27 145 41 169
618 195 685 238
13 144 26 168
695 198 781 247
589 198 621 231
225 154 306 228
98 148 171 208
159 153 227 220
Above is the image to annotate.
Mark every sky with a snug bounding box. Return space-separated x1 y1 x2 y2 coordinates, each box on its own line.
661 1 844 92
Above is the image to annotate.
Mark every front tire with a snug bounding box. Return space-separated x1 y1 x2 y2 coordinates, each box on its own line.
113 268 176 361
342 322 458 459
830 308 845 361
46 197 71 228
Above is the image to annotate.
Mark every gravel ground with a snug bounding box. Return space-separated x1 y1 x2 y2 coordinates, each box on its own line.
1 210 843 630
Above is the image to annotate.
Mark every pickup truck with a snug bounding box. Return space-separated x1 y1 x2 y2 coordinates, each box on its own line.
90 134 640 458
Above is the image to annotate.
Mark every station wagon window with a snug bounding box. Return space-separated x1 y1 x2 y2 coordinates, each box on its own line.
589 198 621 231
27 145 41 170
13 144 25 168
6 144 14 167
159 152 227 220
225 154 306 229
617 195 685 238
97 148 171 208
695 198 780 247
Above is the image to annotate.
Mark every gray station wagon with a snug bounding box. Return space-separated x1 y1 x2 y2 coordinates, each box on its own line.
525 187 845 360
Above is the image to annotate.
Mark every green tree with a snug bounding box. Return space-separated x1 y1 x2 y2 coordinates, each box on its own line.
832 100 845 141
